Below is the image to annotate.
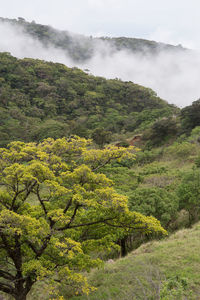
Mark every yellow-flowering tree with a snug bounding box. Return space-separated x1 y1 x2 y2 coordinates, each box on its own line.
0 137 166 299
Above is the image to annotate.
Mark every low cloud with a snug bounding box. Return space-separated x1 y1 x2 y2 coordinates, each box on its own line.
0 22 73 66
81 48 200 107
0 21 200 107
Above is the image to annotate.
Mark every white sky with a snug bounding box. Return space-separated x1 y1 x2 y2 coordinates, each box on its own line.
1 0 200 49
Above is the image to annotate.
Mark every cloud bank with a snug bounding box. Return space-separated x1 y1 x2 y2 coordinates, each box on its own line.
0 21 200 107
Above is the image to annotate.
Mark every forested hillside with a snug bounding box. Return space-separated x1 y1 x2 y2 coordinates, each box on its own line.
0 44 200 300
0 17 186 63
0 52 176 147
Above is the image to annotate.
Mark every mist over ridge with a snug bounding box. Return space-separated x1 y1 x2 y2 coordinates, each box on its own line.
0 17 199 107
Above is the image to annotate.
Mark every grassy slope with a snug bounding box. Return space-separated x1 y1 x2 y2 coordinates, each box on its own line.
70 222 200 300
67 132 200 300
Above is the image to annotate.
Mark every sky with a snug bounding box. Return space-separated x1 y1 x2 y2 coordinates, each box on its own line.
1 0 200 49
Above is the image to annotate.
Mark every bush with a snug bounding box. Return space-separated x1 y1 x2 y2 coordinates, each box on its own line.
165 142 197 159
129 187 179 227
139 162 167 176
160 276 190 299
136 148 163 165
177 169 200 225
144 116 179 147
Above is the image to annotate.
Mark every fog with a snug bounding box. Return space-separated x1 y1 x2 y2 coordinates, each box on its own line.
0 23 74 66
1 22 200 107
83 48 200 107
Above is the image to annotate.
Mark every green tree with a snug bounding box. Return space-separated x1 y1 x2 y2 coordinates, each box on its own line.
177 168 200 225
144 116 179 147
129 187 179 228
181 99 200 133
91 128 112 148
0 137 166 299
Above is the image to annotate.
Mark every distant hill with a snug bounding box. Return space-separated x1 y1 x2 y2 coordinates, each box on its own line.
0 17 186 63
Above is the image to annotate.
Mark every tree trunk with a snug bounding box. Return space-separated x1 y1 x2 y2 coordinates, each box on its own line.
15 295 26 300
14 280 33 300
14 291 28 300
120 236 127 257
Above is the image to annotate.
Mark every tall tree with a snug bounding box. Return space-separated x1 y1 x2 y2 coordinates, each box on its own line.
0 137 166 299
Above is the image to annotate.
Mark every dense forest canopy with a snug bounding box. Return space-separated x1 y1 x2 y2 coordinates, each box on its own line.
0 51 177 147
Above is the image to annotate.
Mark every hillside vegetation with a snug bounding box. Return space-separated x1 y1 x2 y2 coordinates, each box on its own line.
69 222 200 300
0 48 200 299
20 126 200 299
0 52 176 147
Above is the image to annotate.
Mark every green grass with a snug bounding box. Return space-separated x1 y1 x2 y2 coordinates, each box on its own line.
69 223 200 300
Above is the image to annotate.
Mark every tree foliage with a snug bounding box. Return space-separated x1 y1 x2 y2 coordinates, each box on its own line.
181 99 200 133
0 137 166 299
143 116 179 147
177 168 200 225
91 128 112 148
129 187 179 227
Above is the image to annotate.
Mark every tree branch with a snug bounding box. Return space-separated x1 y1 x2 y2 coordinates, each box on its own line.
63 198 72 214
57 204 81 231
24 276 34 296
23 180 37 202
0 270 15 281
0 281 14 295
10 181 37 211
57 217 114 231
104 220 148 230
36 185 47 215
36 185 56 228
66 204 80 227
91 154 122 172
0 233 15 262
24 240 39 256
36 233 52 258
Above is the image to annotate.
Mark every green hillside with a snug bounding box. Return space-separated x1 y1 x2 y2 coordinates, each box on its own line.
16 124 199 300
0 51 176 147
0 39 200 300
69 222 200 300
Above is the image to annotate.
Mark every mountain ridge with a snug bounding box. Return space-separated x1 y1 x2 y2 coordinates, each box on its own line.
0 17 187 63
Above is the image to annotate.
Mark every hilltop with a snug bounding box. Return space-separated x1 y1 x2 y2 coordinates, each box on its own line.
0 17 186 63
